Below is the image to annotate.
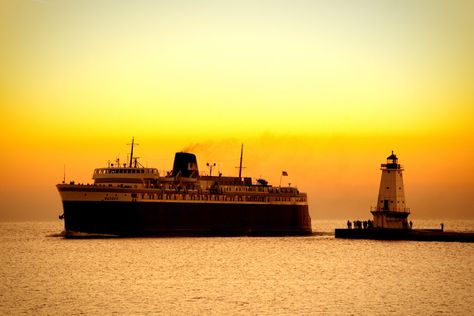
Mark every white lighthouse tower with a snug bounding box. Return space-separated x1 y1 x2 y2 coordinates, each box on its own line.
371 151 411 229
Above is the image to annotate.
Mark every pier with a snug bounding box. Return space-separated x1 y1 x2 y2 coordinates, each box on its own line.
335 228 474 242
335 152 473 242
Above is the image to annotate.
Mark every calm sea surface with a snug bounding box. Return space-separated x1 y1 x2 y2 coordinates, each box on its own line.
1 220 473 315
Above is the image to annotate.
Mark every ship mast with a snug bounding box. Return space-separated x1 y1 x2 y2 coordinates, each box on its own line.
238 144 243 179
127 137 138 168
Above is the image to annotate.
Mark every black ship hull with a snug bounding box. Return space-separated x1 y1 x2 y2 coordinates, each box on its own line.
62 201 312 237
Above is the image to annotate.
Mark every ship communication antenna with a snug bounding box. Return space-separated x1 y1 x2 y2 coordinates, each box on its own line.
63 164 66 184
127 137 139 168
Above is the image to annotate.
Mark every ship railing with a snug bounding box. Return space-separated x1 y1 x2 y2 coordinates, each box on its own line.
370 206 411 213
380 164 404 170
137 192 307 203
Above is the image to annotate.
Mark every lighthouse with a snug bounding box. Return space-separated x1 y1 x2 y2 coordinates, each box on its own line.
335 152 474 241
371 151 411 229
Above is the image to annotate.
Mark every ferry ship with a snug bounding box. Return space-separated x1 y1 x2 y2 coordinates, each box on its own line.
57 139 312 237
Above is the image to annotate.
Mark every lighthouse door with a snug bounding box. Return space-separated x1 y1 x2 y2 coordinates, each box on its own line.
383 200 389 211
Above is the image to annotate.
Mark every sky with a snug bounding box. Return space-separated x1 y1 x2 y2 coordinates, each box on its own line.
0 0 473 221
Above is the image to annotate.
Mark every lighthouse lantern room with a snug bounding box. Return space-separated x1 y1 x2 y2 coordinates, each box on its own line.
371 151 411 229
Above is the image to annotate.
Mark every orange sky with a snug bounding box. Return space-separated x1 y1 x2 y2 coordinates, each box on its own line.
1 0 473 220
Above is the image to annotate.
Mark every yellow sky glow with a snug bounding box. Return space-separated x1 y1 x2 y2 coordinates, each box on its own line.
1 0 473 220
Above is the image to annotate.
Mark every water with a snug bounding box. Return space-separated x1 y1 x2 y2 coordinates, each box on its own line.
1 220 473 315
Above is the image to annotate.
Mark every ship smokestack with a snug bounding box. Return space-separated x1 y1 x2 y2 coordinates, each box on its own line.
172 152 199 178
